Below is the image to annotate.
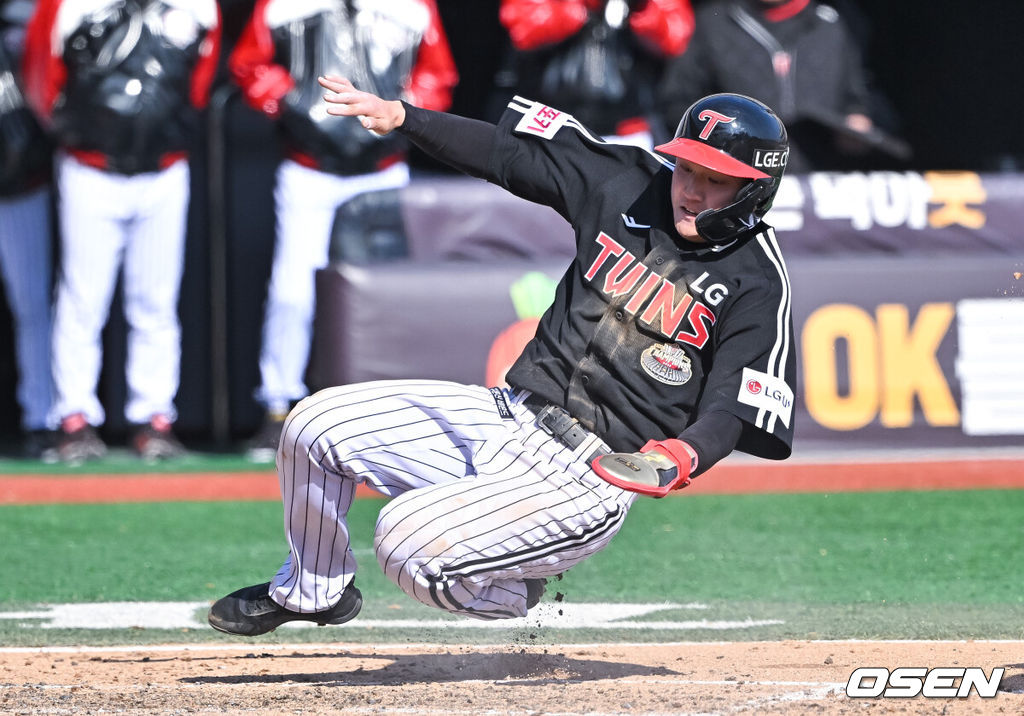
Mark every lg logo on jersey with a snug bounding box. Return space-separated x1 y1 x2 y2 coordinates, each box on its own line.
583 232 726 349
739 367 793 427
745 378 789 407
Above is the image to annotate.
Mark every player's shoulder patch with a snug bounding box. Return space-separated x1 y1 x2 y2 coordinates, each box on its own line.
737 367 794 428
509 98 573 140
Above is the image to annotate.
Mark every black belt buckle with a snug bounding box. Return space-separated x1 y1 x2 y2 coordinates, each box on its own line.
535 404 612 465
536 404 588 450
536 404 572 439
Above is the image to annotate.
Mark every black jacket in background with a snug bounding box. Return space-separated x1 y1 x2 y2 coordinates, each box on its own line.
657 0 890 172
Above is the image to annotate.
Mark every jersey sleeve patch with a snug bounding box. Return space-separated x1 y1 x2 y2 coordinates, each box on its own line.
737 367 794 429
513 101 571 140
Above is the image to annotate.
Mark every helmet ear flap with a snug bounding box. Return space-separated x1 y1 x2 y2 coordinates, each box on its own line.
695 178 776 244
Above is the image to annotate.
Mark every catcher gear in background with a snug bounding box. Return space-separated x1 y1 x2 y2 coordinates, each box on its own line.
272 2 429 175
51 0 213 174
592 438 698 498
655 92 788 244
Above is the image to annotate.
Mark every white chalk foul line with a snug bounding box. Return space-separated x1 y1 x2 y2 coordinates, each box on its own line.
0 601 782 631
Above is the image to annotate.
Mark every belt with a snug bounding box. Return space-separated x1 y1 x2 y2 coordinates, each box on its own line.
68 148 187 175
523 394 611 463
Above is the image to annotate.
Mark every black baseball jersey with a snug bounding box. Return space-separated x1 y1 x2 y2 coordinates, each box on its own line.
399 97 795 460
484 98 795 459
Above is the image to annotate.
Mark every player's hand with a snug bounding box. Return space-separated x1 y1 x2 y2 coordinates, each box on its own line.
591 439 697 498
318 75 406 136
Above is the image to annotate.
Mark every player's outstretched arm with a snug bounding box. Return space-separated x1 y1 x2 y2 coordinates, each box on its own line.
319 75 406 135
321 74 498 180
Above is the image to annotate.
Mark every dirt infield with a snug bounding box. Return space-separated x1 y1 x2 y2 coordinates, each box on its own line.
2 640 1021 715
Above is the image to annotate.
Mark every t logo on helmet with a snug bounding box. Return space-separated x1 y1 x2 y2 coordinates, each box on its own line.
696 110 736 140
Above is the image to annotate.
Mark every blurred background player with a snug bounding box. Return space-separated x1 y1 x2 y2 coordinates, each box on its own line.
492 0 694 149
657 0 906 172
23 0 220 463
229 0 457 460
0 0 55 459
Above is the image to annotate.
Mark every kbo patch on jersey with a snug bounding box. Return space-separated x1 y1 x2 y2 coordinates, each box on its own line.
737 367 793 427
641 343 693 385
515 101 570 139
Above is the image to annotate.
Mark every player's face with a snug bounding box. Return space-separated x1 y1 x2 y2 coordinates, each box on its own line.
670 159 747 241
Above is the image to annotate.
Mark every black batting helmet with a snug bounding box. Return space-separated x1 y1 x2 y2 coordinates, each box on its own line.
655 93 788 244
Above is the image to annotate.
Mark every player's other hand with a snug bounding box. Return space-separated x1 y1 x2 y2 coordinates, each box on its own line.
319 75 406 136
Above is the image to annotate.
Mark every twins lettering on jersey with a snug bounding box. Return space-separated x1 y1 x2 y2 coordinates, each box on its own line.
583 232 725 349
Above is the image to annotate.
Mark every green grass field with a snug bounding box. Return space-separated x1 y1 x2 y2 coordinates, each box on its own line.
2 488 1022 647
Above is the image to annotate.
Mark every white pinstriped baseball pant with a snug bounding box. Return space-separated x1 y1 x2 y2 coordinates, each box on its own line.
268 379 636 620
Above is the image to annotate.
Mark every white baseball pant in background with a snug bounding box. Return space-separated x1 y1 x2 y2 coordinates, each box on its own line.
255 159 410 414
50 154 189 427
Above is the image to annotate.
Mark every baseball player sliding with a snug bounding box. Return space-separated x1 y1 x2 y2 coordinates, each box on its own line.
208 76 796 635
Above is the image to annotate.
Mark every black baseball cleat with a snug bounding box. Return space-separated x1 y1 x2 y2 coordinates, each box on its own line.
525 578 546 609
207 581 362 636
